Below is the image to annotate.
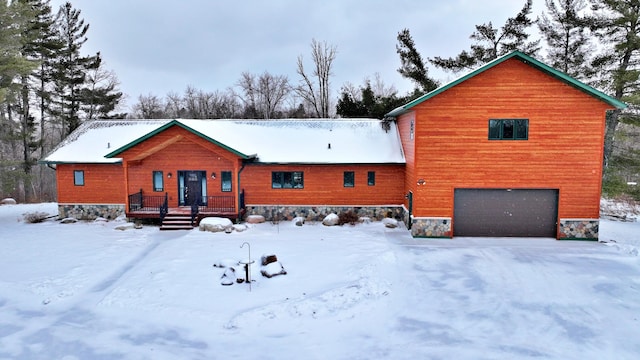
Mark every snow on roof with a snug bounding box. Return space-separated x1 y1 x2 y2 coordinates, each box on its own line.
42 120 173 164
42 119 405 164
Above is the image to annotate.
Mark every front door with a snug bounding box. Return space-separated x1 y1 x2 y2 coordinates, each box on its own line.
178 171 206 206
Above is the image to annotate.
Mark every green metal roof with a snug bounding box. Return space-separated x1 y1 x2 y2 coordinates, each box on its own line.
386 51 627 117
105 119 253 159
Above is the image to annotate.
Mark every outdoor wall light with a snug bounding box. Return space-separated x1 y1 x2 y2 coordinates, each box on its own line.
417 178 426 186
211 172 216 179
167 172 172 179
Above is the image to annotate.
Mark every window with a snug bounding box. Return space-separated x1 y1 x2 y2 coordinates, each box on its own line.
74 170 84 186
272 171 304 189
368 171 376 186
221 171 232 192
489 119 528 140
153 171 164 192
410 119 414 140
344 171 355 187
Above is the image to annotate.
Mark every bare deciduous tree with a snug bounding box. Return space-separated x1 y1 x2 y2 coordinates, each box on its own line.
236 71 291 119
295 39 337 118
164 91 183 118
182 86 242 119
131 94 165 119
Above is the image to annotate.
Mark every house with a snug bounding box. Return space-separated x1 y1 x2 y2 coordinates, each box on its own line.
42 119 407 229
386 51 625 239
42 51 625 239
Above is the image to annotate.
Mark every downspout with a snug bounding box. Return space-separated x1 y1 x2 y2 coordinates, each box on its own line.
236 161 247 222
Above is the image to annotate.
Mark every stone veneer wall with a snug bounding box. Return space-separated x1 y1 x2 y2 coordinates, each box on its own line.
558 219 599 240
58 204 125 220
410 217 452 238
245 205 405 222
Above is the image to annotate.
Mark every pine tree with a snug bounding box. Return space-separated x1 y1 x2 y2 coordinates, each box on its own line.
395 28 438 94
336 80 407 119
590 0 640 179
0 1 35 104
15 0 63 201
0 0 38 201
51 1 96 137
19 0 64 158
538 0 592 78
430 0 539 72
79 52 125 119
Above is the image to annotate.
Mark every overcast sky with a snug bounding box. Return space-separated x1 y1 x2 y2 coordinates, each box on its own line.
49 0 542 110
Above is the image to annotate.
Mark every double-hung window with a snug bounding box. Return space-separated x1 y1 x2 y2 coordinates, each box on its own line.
153 171 164 192
272 171 304 189
489 119 528 140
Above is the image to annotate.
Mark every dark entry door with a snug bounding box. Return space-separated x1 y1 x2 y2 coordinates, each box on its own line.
453 188 558 237
179 171 205 206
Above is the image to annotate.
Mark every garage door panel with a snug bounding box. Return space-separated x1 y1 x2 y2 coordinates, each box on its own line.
454 189 558 237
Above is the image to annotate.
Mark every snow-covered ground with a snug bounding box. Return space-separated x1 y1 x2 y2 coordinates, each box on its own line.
1 203 639 360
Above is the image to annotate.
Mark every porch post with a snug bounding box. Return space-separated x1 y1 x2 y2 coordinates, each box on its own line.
123 160 130 214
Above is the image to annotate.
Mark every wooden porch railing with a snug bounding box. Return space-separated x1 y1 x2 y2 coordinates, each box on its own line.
160 193 168 221
198 195 236 212
128 189 167 212
128 189 245 221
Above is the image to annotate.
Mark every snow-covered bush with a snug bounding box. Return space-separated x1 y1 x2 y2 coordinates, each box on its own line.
23 211 50 223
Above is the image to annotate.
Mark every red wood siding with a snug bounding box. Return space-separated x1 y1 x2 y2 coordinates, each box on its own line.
242 164 405 205
57 163 125 204
410 58 612 220
397 112 416 208
118 126 242 207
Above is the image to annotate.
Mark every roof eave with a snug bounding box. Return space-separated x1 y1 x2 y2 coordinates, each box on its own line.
38 160 123 165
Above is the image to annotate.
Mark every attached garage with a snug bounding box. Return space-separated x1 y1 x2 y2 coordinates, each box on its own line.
453 189 559 237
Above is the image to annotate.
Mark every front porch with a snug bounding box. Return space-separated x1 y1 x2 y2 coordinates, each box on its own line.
126 190 245 228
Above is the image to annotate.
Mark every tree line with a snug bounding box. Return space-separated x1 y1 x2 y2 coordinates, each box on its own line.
1 0 639 202
1 0 123 202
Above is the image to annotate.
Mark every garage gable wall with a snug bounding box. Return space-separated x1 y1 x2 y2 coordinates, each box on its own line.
406 57 615 239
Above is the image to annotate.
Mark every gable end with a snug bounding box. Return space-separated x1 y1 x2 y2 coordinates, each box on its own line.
105 120 254 159
386 51 626 117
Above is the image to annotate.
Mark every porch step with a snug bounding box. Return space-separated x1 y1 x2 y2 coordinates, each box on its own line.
160 214 194 231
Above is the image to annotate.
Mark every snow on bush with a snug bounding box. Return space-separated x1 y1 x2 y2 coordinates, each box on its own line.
601 198 640 222
233 224 248 232
23 211 50 223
